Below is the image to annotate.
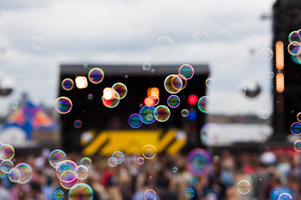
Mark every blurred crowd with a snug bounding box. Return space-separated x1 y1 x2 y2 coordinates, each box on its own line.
0 148 300 200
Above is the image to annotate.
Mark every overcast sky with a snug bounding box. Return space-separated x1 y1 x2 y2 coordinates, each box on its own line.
0 0 276 116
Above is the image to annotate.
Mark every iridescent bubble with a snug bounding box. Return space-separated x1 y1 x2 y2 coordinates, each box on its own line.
62 78 74 91
288 42 301 56
235 85 246 96
237 180 251 195
164 74 183 94
185 188 195 198
139 106 156 124
178 74 188 90
60 178 78 190
278 193 293 200
154 105 171 122
102 89 120 108
49 149 67 168
181 109 189 117
231 8 245 21
167 95 180 108
56 161 68 173
290 122 301 135
143 62 151 71
59 170 77 183
192 31 210 47
55 97 73 114
8 167 20 182
217 29 231 40
88 68 104 84
137 157 144 165
259 109 270 120
108 157 118 167
83 63 88 68
187 148 212 176
291 54 301 65
144 189 157 200
294 140 301 152
0 144 15 160
68 183 93 200
14 163 32 184
200 123 219 146
142 145 156 160
80 157 92 168
54 190 64 200
0 160 14 173
31 36 45 52
259 48 273 61
179 64 194 80
11 100 19 111
197 96 214 113
172 167 178 173
112 151 125 164
156 36 173 53
74 120 82 129
288 31 301 43
128 114 143 128
112 82 127 99
87 93 93 100
205 78 215 87
297 112 301 122
75 165 89 180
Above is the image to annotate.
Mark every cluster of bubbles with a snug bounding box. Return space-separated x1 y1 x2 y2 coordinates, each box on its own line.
48 149 92 191
128 101 170 128
186 148 212 176
108 151 125 167
291 112 301 152
287 30 301 57
0 142 32 184
134 145 157 166
102 82 128 108
129 64 199 128
56 67 129 114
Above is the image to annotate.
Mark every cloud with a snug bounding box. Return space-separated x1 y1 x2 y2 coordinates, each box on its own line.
0 0 276 114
